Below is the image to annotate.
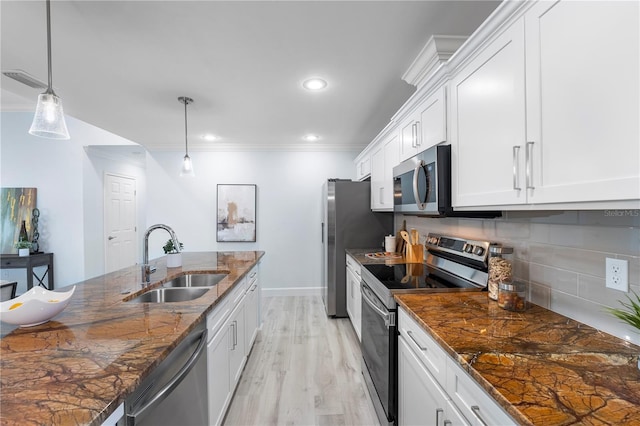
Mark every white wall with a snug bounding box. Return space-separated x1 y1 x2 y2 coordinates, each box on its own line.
1 112 86 291
1 112 144 292
83 146 147 279
145 150 356 294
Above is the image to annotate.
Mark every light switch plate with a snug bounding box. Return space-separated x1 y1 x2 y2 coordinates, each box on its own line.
605 258 628 292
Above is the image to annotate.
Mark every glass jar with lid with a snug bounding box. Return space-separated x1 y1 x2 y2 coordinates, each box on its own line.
498 279 527 311
488 245 513 301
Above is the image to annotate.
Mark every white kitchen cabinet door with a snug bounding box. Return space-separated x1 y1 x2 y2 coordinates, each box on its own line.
371 131 399 211
524 0 639 205
208 324 232 426
419 86 447 152
355 153 372 181
399 336 460 426
451 18 527 208
244 268 260 353
229 301 246 386
371 145 385 210
399 113 420 163
345 258 362 341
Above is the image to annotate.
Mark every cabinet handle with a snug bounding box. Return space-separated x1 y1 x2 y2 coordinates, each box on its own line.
379 187 384 205
406 330 428 351
436 408 443 426
471 405 489 426
229 322 236 351
411 123 417 148
233 320 238 349
512 145 522 191
415 121 421 147
526 141 535 190
443 421 452 426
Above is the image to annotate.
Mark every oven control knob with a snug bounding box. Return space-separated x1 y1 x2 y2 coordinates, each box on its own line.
463 244 474 253
473 246 485 256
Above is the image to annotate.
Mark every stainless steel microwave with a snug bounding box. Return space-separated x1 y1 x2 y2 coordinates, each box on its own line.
393 145 501 218
393 144 452 216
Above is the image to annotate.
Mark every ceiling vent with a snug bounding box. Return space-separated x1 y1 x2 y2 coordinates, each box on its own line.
2 69 48 89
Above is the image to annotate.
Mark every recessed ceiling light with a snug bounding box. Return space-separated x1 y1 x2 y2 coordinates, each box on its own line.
302 78 327 91
202 134 219 141
303 134 320 142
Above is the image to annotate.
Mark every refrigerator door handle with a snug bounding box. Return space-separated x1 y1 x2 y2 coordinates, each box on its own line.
321 222 324 243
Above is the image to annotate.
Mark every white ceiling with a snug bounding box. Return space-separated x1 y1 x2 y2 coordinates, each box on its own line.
1 0 500 152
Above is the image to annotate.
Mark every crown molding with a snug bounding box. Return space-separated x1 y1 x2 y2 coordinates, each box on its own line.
402 35 468 89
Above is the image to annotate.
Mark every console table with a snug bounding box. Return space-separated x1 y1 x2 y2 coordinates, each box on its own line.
0 253 54 290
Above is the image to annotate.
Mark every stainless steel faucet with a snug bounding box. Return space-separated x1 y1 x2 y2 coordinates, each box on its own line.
142 224 181 283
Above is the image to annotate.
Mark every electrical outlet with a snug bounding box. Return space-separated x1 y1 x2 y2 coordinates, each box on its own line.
605 258 629 292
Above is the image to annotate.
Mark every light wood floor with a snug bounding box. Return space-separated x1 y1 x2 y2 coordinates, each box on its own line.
223 296 380 426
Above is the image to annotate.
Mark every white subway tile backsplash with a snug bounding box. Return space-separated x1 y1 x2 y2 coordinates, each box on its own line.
530 264 577 295
397 211 640 343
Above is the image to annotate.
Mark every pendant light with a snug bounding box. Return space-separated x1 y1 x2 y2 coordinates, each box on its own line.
178 96 195 177
29 0 69 140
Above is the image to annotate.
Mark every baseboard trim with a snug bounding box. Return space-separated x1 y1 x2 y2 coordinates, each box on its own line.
262 287 322 297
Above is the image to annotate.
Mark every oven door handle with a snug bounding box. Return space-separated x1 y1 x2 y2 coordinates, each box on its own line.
361 284 395 328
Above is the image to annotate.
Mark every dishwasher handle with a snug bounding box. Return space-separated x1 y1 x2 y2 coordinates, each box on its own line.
126 329 207 425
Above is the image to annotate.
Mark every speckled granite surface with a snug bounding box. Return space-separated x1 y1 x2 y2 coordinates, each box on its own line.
345 248 406 265
396 292 640 425
0 251 264 426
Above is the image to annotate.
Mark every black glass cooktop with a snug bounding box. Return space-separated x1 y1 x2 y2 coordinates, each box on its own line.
363 263 479 291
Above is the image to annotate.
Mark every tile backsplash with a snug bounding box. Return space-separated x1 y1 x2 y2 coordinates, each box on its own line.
397 210 640 346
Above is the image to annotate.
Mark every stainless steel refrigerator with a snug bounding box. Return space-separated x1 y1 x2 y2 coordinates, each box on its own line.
321 179 392 317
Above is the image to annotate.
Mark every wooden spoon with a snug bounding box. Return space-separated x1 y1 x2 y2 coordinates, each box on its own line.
400 230 411 245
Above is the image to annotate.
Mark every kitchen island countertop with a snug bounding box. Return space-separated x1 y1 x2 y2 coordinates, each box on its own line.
0 251 264 426
396 292 640 425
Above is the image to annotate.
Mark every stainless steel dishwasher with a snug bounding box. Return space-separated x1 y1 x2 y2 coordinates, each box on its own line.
124 320 208 426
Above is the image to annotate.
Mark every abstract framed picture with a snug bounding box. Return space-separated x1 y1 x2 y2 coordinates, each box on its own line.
216 184 256 242
1 188 37 254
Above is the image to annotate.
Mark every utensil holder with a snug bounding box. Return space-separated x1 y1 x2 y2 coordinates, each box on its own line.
405 244 423 263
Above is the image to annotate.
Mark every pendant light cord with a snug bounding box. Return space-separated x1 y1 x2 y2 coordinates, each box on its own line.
184 99 189 156
45 0 53 94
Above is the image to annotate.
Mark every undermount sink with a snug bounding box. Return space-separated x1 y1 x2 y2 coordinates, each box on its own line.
127 287 211 303
162 273 228 288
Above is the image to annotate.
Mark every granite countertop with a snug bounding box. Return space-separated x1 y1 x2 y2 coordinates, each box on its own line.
345 248 406 266
0 251 264 426
395 293 640 425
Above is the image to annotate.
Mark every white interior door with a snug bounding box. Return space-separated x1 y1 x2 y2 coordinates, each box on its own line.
105 174 137 273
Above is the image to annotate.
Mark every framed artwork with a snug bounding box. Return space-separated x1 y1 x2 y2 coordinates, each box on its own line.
216 184 256 242
1 188 37 254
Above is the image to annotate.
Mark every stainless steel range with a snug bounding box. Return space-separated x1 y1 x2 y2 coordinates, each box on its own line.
359 233 491 426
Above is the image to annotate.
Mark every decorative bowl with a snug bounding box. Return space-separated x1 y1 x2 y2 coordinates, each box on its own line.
0 286 75 327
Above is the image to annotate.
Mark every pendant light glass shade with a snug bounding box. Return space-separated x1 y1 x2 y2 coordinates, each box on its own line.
180 154 195 177
29 92 69 139
29 0 70 140
178 96 195 177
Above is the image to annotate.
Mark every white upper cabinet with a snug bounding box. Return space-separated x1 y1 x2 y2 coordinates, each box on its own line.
354 151 372 181
523 0 639 205
450 18 527 208
452 0 639 209
399 86 447 163
371 131 399 211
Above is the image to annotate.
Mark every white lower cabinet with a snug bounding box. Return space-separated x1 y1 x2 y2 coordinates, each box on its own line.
244 267 260 352
399 336 467 426
398 307 515 426
208 320 232 426
207 264 261 426
345 254 362 341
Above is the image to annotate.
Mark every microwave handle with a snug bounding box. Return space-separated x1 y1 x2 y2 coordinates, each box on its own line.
412 160 427 210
